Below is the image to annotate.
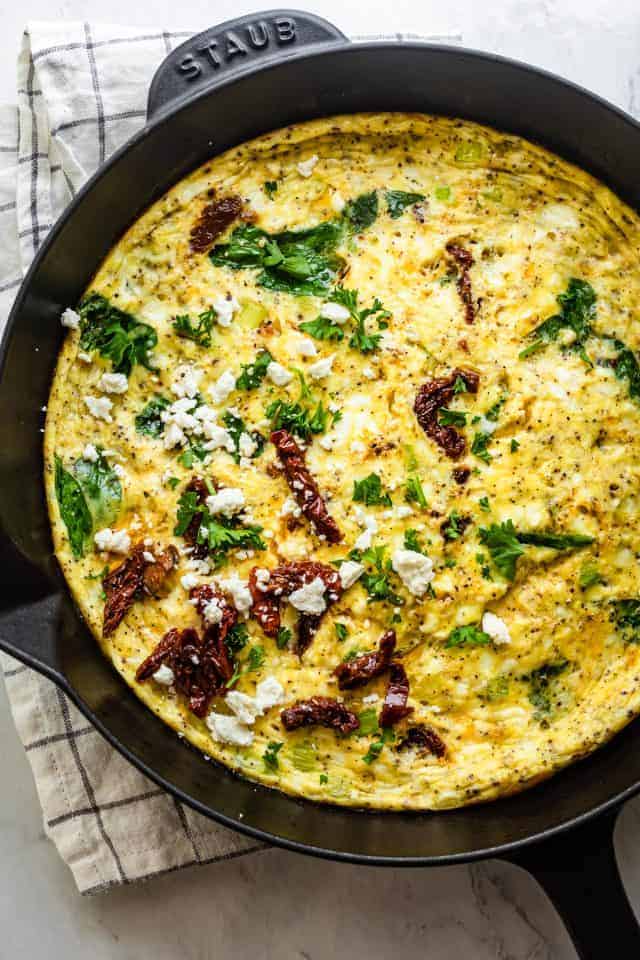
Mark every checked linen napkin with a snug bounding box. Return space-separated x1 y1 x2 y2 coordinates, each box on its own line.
0 19 458 894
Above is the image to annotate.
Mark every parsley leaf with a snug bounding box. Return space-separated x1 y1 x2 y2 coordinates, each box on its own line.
438 407 467 427
334 622 348 642
403 529 425 554
264 181 278 199
479 496 490 513
385 190 425 218
78 293 157 375
510 438 520 452
265 398 329 439
352 472 392 507
478 520 525 581
441 510 468 542
520 278 596 363
263 741 283 770
299 314 345 341
135 395 170 438
351 545 403 606
172 307 215 347
222 410 265 464
174 489 265 566
404 475 428 508
236 349 273 390
276 626 292 649
225 622 250 655
246 645 265 672
446 624 492 648
471 430 493 464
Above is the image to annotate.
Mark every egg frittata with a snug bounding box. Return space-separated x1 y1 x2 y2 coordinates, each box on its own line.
44 113 640 809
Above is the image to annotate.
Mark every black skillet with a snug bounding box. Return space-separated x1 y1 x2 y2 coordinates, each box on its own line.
0 11 638 956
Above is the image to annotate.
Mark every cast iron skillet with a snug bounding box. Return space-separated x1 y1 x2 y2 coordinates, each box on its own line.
0 11 638 955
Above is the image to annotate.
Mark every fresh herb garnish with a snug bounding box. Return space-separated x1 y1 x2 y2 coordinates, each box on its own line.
174 489 265 566
605 338 640 402
446 624 491 648
579 563 603 590
510 438 520 453
385 190 425 219
177 439 208 469
342 191 378 232
246 645 266 672
479 496 490 513
319 773 328 784
352 472 392 507
350 545 403 606
481 675 509 701
263 741 283 771
135 395 170 438
334 622 348 642
403 529 425 554
453 375 467 395
299 314 345 341
264 181 278 199
326 285 391 354
265 397 330 439
404 475 428 508
236 349 273 390
276 626 292 649
225 622 250 655
471 431 492 464
517 531 594 550
78 293 157 375
72 449 122 528
363 727 395 764
222 410 265 464
442 510 468 541
520 278 596 364
172 307 216 347
478 520 525 581
438 407 468 428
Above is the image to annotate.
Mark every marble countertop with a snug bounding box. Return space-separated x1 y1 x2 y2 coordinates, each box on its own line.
2 1 640 956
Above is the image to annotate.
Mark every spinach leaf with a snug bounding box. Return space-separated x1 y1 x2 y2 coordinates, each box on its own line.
385 190 425 219
342 191 378 232
610 599 640 644
606 338 640 402
73 449 122 528
54 455 93 559
516 531 594 550
135 395 170 437
520 278 596 363
525 659 569 720
78 293 157 375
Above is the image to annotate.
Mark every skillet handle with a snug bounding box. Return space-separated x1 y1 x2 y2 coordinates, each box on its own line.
147 10 348 119
501 807 640 958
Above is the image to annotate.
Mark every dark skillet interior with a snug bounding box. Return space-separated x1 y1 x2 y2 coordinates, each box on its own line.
2 42 640 863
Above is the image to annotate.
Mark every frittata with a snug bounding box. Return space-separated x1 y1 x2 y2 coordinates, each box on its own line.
44 113 640 809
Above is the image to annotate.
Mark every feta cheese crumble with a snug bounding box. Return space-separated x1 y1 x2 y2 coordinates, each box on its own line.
481 611 511 645
206 713 255 747
206 487 245 516
207 675 284 746
320 301 350 323
294 336 317 357
152 664 174 686
202 598 224 625
61 307 81 329
266 361 293 386
171 364 202 399
209 369 237 404
339 560 365 590
353 508 378 551
82 443 99 462
84 395 113 422
97 372 129 394
212 295 239 327
307 354 335 380
216 573 252 614
391 549 434 597
288 576 327 615
94 527 131 555
296 154 319 177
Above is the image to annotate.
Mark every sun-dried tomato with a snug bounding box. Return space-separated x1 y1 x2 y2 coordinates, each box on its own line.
190 194 243 253
135 626 224 717
249 560 343 654
190 583 237 676
271 429 342 544
333 630 396 689
397 724 447 758
452 466 471 486
414 367 479 460
102 542 178 636
446 241 476 324
281 696 360 734
379 662 414 727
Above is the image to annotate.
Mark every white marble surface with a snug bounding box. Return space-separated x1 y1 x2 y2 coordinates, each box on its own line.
1 0 640 955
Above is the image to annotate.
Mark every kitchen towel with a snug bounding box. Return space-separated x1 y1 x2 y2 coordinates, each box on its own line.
0 19 459 894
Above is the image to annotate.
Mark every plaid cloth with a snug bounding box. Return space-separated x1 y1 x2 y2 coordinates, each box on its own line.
0 20 456 894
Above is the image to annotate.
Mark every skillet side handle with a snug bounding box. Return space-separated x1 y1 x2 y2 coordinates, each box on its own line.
501 807 640 959
147 10 348 119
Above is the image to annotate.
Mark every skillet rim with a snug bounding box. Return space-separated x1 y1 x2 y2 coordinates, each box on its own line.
3 38 640 864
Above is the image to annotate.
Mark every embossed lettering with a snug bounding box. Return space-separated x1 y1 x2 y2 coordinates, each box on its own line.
198 40 220 68
178 53 201 81
225 30 248 60
247 21 269 49
275 17 296 43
